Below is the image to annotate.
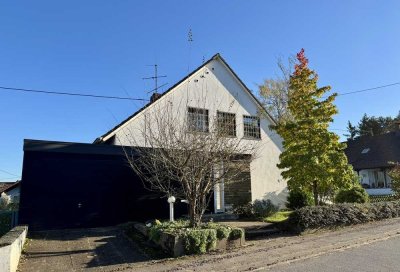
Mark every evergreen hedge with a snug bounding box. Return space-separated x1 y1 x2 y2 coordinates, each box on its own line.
147 220 245 255
288 201 400 232
0 212 12 237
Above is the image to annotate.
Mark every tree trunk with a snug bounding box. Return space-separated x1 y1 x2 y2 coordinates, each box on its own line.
189 201 196 227
189 200 202 228
312 180 318 205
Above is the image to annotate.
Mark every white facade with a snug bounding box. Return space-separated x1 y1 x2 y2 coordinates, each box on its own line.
99 55 287 208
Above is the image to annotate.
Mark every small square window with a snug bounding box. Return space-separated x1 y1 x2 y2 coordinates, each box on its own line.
188 107 209 133
243 115 260 139
217 111 236 137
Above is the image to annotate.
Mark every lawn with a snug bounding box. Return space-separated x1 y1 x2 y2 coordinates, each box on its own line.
264 211 293 223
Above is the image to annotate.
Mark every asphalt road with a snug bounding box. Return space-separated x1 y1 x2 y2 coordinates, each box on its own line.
265 235 400 272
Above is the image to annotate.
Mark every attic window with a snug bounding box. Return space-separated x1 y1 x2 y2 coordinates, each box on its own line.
243 115 261 139
188 107 209 133
217 111 236 137
361 148 370 154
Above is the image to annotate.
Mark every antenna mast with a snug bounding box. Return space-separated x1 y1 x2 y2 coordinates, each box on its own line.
142 64 167 94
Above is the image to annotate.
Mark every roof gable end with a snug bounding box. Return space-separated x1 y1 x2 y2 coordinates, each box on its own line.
95 53 275 143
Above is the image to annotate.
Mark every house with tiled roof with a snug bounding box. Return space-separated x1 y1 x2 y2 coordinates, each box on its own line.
345 125 400 196
95 53 287 210
0 181 20 204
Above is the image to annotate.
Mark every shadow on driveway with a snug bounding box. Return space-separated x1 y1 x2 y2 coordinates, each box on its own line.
19 227 150 271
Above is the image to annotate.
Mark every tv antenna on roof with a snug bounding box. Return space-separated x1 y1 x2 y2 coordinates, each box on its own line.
142 64 167 94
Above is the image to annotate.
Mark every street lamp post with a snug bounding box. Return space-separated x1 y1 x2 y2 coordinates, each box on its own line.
167 196 176 222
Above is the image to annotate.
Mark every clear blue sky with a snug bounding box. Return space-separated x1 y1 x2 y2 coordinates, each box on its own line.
1 1 399 182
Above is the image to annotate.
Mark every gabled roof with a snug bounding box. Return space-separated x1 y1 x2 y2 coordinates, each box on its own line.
0 181 20 194
94 53 276 143
345 131 400 170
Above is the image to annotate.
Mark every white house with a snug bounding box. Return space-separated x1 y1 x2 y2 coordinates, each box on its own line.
94 53 287 211
0 181 20 205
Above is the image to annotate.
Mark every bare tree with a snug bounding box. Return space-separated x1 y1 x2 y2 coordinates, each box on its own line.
120 99 259 227
258 56 294 125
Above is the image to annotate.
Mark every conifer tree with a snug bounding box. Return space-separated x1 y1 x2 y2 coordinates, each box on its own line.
276 49 354 205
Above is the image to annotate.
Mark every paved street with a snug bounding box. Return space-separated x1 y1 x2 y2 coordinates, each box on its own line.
18 218 400 272
267 236 400 272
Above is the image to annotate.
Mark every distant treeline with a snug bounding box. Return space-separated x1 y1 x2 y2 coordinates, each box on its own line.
346 111 400 139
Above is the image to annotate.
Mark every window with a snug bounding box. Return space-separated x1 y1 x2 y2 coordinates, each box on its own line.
243 115 261 139
361 148 370 154
188 107 209 132
217 111 236 137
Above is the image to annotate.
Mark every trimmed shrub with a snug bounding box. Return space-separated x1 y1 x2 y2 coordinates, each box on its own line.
205 222 231 239
183 229 217 254
233 199 278 218
253 199 279 218
232 202 253 218
335 186 369 204
287 190 313 210
146 220 244 255
288 201 400 232
229 228 245 240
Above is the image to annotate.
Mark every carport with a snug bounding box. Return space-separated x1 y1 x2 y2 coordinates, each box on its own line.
19 139 188 230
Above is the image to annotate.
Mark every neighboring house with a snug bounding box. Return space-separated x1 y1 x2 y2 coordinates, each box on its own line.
94 53 287 211
345 127 400 196
0 181 20 204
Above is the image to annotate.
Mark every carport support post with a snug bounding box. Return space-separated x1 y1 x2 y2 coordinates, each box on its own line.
167 196 176 222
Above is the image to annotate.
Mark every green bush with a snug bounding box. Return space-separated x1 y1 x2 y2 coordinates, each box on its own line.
253 199 279 218
183 229 217 254
233 199 278 218
287 190 313 210
147 220 244 255
205 222 231 239
148 220 189 242
335 186 369 204
288 201 400 232
0 212 12 237
229 228 245 240
232 202 253 218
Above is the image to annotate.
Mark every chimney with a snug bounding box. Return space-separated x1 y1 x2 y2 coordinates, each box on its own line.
150 92 162 103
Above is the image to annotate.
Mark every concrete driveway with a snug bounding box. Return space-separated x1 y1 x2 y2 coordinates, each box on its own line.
18 227 149 272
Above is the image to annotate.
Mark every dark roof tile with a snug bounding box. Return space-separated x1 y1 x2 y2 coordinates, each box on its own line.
345 131 400 170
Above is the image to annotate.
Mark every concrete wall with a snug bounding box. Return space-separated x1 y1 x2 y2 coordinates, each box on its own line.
0 225 28 272
104 58 287 207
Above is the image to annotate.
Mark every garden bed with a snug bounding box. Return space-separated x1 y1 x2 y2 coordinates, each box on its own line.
131 220 245 257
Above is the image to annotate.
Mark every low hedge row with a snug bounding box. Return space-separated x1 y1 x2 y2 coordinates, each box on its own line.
148 220 245 255
288 201 400 232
